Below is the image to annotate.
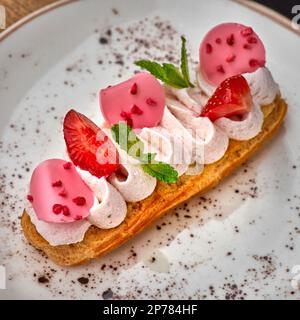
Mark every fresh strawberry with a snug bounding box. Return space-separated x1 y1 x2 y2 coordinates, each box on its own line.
200 75 253 122
63 110 119 178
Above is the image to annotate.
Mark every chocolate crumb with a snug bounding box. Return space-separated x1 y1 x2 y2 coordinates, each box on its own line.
38 276 49 284
99 37 109 45
77 277 89 285
102 288 113 299
112 8 119 15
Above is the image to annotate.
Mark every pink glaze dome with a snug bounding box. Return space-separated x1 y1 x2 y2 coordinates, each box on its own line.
29 159 94 223
100 72 165 129
200 23 266 86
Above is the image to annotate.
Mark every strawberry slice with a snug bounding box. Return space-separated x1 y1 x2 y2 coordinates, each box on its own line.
63 110 119 178
200 75 253 122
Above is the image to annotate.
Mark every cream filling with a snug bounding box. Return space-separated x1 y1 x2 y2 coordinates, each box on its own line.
215 103 264 141
167 86 207 114
26 205 91 246
77 170 127 229
107 145 157 202
243 67 279 105
169 66 279 143
166 98 229 164
196 66 279 106
137 124 191 176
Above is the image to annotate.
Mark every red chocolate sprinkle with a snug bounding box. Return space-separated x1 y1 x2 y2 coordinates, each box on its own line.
120 111 129 119
27 195 34 203
75 215 83 221
249 59 262 67
226 54 236 63
146 98 157 106
243 43 252 50
126 118 133 127
62 206 70 216
226 34 235 46
131 104 143 115
120 111 133 127
216 65 225 73
63 162 72 169
73 196 86 206
52 180 62 187
130 83 138 95
241 27 253 37
215 38 222 44
58 189 67 197
206 43 213 54
53 204 63 214
247 36 257 44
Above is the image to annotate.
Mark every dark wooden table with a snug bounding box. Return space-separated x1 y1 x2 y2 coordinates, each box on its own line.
0 0 295 34
0 0 58 29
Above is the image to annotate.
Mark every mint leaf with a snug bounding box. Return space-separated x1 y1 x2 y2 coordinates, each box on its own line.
111 123 144 158
135 37 194 89
135 60 167 83
135 60 188 89
140 152 156 164
142 162 178 184
111 123 178 183
180 36 194 88
162 63 189 89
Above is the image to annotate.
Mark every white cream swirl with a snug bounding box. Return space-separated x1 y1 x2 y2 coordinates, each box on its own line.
137 125 191 176
77 170 127 229
167 86 207 114
107 144 157 202
243 67 279 105
26 205 91 246
109 163 157 202
166 98 229 164
197 66 279 106
171 66 279 142
215 103 264 141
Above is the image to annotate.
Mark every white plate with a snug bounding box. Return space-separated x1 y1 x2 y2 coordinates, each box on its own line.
0 0 300 300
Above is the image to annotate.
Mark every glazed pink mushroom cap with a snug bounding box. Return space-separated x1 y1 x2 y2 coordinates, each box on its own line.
100 72 165 129
29 159 94 223
200 23 266 86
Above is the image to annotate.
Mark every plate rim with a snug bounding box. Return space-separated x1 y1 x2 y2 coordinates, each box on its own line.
0 0 78 42
0 0 299 45
233 0 300 36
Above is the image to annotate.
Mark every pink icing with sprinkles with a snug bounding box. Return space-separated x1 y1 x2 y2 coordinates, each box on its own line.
200 23 266 86
100 72 165 129
30 159 94 223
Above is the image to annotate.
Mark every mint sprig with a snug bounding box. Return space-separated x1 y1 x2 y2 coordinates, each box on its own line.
141 162 178 184
135 36 194 89
180 36 194 88
111 123 178 184
111 121 144 158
